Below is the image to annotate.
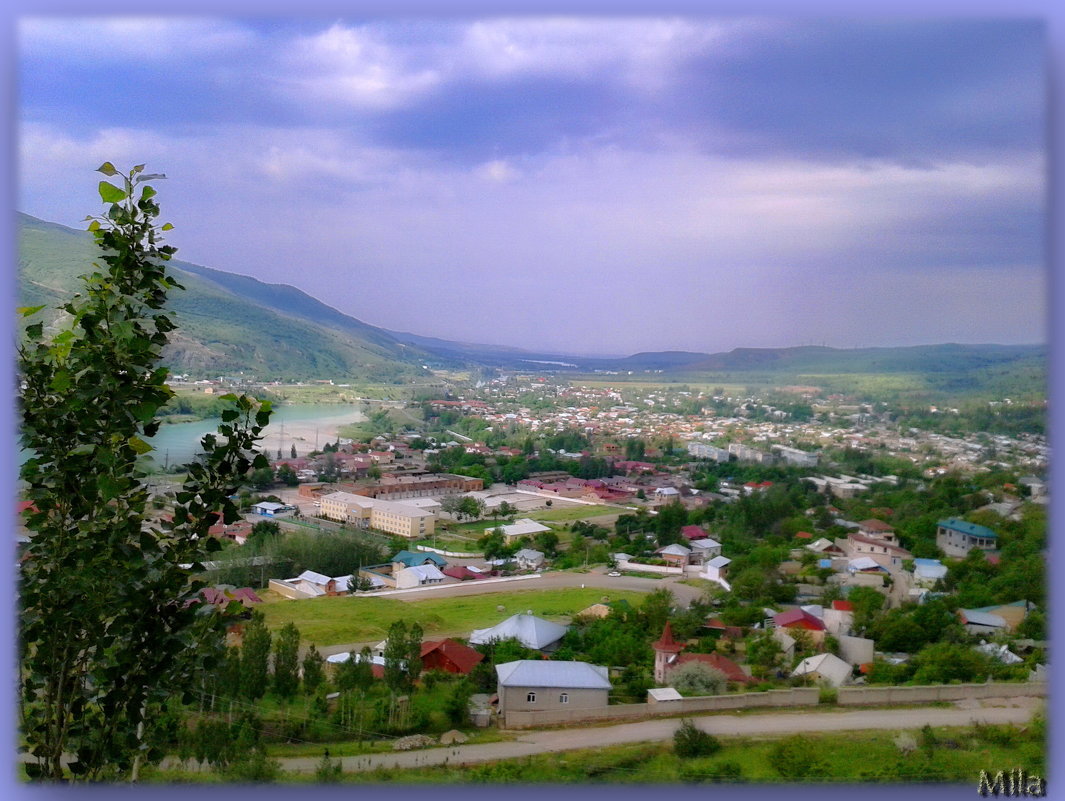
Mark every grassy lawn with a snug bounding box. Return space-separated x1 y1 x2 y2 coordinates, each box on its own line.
527 504 616 522
259 586 649 645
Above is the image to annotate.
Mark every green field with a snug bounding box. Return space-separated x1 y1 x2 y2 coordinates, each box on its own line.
528 504 618 522
259 586 648 646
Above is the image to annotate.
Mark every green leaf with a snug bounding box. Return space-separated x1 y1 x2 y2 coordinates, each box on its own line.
161 223 174 231
49 371 71 392
17 305 46 317
98 181 128 203
87 220 101 232
96 162 119 176
127 436 153 455
140 186 157 201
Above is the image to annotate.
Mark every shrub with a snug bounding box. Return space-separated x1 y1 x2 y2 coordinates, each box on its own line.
767 734 827 780
673 718 722 758
667 662 728 696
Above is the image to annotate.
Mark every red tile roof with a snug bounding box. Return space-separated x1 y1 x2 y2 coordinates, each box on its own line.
675 652 752 684
420 639 484 674
773 608 826 631
831 600 854 612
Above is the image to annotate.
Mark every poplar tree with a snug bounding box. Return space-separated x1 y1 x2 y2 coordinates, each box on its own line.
17 163 272 781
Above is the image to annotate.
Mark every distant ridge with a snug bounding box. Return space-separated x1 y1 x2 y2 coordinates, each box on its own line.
17 212 1045 388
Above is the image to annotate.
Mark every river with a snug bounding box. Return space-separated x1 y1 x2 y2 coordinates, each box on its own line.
143 403 367 470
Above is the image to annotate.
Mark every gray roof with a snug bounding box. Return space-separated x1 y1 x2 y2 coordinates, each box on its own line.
496 659 611 690
470 613 568 650
961 609 1008 628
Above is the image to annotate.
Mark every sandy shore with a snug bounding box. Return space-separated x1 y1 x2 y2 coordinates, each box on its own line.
260 408 367 457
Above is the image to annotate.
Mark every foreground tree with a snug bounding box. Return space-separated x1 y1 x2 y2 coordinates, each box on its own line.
18 164 271 781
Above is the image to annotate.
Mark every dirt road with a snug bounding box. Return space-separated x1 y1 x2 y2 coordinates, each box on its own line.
162 703 1039 775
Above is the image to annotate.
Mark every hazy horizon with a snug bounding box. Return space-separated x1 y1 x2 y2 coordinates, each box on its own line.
18 16 1046 354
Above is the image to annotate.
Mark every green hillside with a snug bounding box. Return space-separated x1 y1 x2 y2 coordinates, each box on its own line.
17 212 431 381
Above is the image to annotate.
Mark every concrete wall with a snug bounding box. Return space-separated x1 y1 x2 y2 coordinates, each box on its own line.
416 544 482 558
615 559 683 576
504 687 819 728
836 682 1047 706
268 579 311 600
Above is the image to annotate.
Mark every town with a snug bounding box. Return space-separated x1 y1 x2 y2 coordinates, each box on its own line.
72 370 1045 781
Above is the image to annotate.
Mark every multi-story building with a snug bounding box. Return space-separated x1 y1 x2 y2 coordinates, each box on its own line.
936 518 998 558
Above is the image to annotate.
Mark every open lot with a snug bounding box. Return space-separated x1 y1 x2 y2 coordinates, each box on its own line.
258 585 649 647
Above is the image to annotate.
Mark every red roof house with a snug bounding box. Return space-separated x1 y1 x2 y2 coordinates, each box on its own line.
773 608 826 631
420 639 485 675
681 525 706 541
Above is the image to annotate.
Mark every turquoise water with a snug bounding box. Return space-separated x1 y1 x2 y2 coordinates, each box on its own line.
17 403 367 471
144 403 366 468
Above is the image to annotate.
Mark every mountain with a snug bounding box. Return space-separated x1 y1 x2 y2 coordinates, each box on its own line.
17 212 1046 397
17 212 436 381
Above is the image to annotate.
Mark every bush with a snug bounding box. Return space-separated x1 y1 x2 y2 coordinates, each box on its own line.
767 735 827 779
673 718 722 758
667 662 728 696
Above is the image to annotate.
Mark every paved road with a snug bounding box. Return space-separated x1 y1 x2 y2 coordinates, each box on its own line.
161 703 1039 775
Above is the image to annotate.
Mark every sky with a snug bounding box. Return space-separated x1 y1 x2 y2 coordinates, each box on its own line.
17 15 1047 356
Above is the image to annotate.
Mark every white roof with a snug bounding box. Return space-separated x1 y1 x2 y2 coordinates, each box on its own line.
655 487 680 495
648 687 683 701
500 518 551 538
847 556 885 572
296 569 332 586
496 660 610 690
400 564 445 582
913 560 948 580
253 501 287 511
791 653 852 686
806 538 836 553
690 538 722 550
706 555 731 568
513 548 544 561
975 642 1023 665
657 544 691 556
470 613 569 650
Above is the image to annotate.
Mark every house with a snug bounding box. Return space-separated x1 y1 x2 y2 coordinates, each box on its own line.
957 608 1009 636
960 601 1032 633
250 501 295 517
680 525 707 541
791 653 852 687
469 613 568 652
498 518 552 543
513 548 546 571
667 651 752 686
655 543 692 567
912 558 948 587
391 550 447 570
839 533 912 570
420 639 484 675
822 600 854 637
495 660 611 714
856 519 898 543
772 608 826 632
701 555 732 588
274 570 353 598
442 565 486 581
647 687 684 703
399 564 446 588
689 537 723 562
936 518 998 558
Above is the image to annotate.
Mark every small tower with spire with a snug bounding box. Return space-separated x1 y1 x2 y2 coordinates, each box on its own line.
651 621 685 685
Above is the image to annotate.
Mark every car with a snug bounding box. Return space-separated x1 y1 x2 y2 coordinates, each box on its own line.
607 571 621 577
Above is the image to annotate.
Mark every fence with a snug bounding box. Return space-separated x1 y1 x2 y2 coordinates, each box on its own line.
615 559 683 576
503 687 819 728
415 544 482 558
836 682 1047 706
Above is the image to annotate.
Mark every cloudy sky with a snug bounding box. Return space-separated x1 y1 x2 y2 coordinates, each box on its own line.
17 15 1046 356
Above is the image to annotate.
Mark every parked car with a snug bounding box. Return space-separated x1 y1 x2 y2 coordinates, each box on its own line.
607 571 621 577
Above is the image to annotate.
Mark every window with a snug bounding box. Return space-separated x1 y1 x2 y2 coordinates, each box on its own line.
526 692 536 703
559 693 569 704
